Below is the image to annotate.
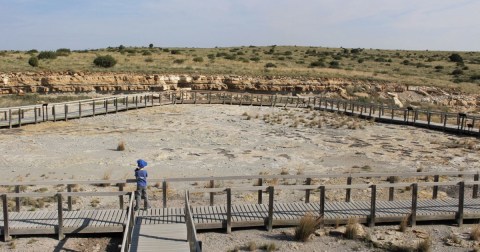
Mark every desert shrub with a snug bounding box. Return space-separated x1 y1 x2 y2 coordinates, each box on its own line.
207 54 215 59
294 213 321 242
93 55 117 68
344 218 361 239
28 56 39 67
37 51 57 60
471 224 480 241
399 214 410 232
224 54 236 60
310 60 326 67
193 57 204 62
144 57 154 63
449 53 463 63
170 50 181 54
117 141 126 151
416 235 432 252
452 69 463 75
142 51 152 56
149 43 154 49
329 61 340 68
250 56 261 62
264 62 277 68
118 45 125 50
434 65 444 70
357 58 364 63
27 49 38 54
173 59 185 64
56 48 71 56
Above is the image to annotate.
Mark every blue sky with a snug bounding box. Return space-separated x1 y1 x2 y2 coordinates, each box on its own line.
1 0 479 51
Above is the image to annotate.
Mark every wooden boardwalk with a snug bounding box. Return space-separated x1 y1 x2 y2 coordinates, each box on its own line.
2 198 480 236
129 220 189 252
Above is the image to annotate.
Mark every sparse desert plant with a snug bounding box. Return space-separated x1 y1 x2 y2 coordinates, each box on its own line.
280 167 289 175
90 198 100 207
470 224 480 241
247 241 256 251
266 243 277 252
37 51 57 60
416 235 432 252
294 212 321 242
93 55 117 68
28 56 39 67
117 141 126 151
100 169 112 187
344 218 361 239
399 214 410 232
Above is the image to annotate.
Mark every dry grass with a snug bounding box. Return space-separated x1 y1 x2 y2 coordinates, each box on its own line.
280 167 289 175
470 224 480 241
117 141 126 151
294 212 321 242
90 198 100 207
247 241 256 251
398 214 410 232
344 218 361 240
99 169 113 187
416 235 432 252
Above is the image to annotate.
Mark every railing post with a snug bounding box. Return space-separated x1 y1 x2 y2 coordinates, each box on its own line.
15 185 20 212
319 186 325 228
209 180 214 206
345 176 352 202
67 184 72 211
369 185 376 227
257 178 263 204
64 104 68 121
473 173 479 199
389 176 395 201
432 175 439 199
267 186 274 232
92 102 96 116
78 102 82 118
226 188 232 234
34 107 38 124
457 181 465 227
305 178 311 203
57 194 64 240
2 194 11 241
119 183 124 209
8 109 12 128
18 109 22 127
411 183 418 227
162 180 167 208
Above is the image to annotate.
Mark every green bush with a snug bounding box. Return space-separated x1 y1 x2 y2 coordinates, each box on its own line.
173 59 185 64
28 56 39 67
193 57 204 62
149 43 154 49
310 61 326 67
93 55 117 68
449 53 463 63
37 51 57 60
142 51 152 56
264 62 277 68
250 57 261 62
452 69 463 75
27 49 38 54
56 48 71 56
329 61 340 68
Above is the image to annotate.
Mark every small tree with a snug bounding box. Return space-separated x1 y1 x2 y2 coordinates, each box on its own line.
149 43 154 49
56 48 71 56
93 55 117 68
449 53 463 63
264 62 277 68
37 51 57 60
118 45 125 50
28 56 39 67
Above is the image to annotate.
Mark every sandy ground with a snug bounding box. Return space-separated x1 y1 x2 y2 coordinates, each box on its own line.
0 104 479 251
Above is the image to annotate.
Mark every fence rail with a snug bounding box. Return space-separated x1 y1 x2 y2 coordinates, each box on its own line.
1 91 480 136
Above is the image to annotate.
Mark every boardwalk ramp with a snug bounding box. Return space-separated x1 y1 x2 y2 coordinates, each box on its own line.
129 217 189 252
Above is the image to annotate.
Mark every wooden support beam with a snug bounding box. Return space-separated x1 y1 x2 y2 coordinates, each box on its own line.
319 186 325 228
119 183 124 209
209 180 215 206
389 176 395 201
15 185 20 212
257 178 263 204
57 194 64 240
411 183 418 227
346 177 352 202
267 186 274 232
162 181 167 208
226 188 232 234
473 174 479 199
2 194 10 241
305 178 312 203
67 184 72 211
369 185 376 227
432 175 439 199
457 181 465 227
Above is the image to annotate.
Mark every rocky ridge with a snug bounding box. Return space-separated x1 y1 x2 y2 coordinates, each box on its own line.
1 72 479 112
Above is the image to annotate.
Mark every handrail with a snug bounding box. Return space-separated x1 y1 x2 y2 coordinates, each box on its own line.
120 192 135 252
185 191 201 252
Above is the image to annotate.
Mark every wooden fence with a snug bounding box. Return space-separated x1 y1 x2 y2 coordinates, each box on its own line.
1 91 479 136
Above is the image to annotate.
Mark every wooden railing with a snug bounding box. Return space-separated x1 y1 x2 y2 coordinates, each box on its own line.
1 90 480 136
1 171 478 212
120 191 136 252
1 191 132 241
188 179 479 233
185 191 202 252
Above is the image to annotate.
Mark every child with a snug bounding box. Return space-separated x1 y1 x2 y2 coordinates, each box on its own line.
134 159 151 210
